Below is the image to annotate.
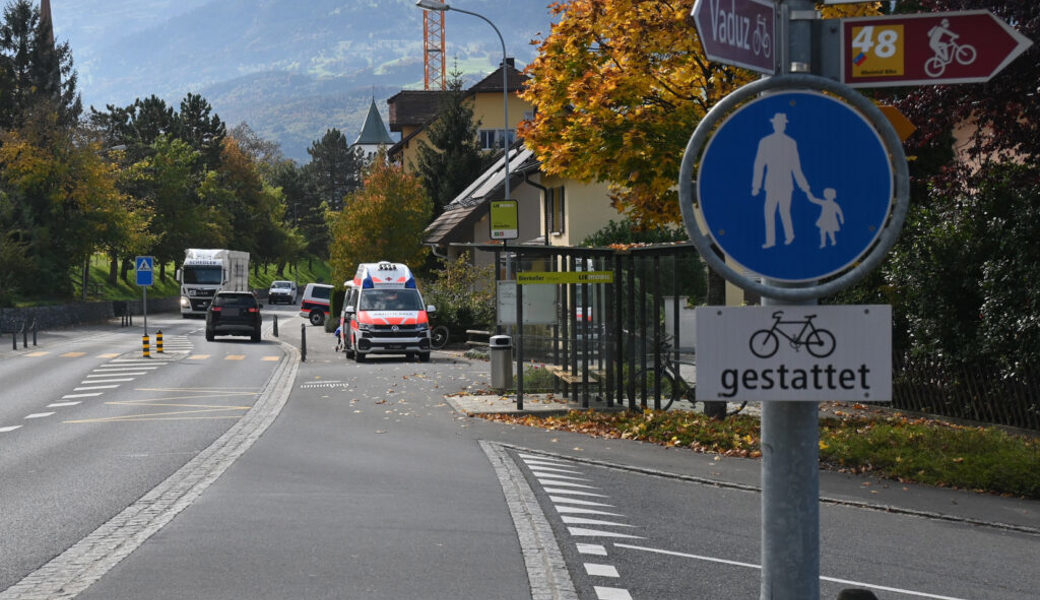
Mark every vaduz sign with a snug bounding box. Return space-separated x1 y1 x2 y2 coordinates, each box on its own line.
691 0 775 74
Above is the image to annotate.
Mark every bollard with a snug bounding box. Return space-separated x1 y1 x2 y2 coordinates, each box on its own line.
156 329 164 353
142 334 150 358
300 323 307 362
10 329 14 350
32 319 37 346
22 322 28 349
273 315 279 337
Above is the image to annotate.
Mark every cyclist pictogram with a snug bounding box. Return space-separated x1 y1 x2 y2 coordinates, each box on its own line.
749 310 836 358
924 18 977 78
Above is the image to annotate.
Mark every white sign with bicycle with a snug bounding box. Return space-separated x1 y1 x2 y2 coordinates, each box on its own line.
695 305 891 402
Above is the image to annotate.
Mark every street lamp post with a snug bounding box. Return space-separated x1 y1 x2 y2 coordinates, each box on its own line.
415 0 510 203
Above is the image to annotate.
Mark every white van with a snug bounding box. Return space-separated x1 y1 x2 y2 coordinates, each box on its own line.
338 262 435 362
299 282 333 326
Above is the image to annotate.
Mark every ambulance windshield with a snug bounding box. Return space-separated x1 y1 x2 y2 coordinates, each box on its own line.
359 289 423 311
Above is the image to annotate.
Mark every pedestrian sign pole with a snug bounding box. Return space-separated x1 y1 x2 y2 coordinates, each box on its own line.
135 256 154 357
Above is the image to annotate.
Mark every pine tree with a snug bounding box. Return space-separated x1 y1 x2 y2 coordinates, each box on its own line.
414 72 491 217
304 128 363 212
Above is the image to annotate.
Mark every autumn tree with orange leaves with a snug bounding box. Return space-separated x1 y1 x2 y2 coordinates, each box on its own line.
520 1 881 228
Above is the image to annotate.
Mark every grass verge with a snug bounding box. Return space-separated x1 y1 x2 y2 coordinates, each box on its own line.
480 408 1040 499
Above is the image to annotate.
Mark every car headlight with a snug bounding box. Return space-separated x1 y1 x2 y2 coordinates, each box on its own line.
415 323 429 332
180 296 190 307
357 322 373 331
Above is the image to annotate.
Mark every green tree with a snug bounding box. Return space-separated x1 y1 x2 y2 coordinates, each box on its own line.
178 93 227 171
0 0 81 129
414 72 491 217
305 128 363 212
329 153 431 286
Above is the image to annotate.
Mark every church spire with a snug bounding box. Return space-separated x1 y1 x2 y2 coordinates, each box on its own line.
40 0 55 48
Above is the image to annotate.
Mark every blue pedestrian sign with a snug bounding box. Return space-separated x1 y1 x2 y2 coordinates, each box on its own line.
697 90 893 282
135 256 154 287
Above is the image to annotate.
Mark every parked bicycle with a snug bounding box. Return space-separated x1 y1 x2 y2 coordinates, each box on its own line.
749 311 835 359
430 324 450 350
627 335 746 415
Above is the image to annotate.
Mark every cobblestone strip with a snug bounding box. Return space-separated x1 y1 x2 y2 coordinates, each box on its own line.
480 440 579 600
0 342 300 600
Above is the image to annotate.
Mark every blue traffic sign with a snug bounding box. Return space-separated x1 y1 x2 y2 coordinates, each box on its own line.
698 90 893 282
135 256 154 287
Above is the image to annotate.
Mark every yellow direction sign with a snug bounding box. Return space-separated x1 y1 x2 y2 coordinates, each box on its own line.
517 271 614 285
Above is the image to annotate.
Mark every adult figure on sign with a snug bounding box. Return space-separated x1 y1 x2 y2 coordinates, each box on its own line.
751 112 812 249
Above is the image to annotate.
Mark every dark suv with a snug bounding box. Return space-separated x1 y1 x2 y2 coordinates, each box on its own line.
205 291 262 342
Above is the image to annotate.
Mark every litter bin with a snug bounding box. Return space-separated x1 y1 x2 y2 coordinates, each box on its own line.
489 334 513 391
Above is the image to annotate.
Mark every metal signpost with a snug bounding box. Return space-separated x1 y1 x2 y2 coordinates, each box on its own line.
685 1 1031 597
135 256 154 347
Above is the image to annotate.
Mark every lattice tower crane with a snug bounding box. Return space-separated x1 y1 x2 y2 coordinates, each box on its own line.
422 0 446 90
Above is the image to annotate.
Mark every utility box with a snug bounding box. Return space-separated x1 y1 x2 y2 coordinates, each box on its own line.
489 335 513 391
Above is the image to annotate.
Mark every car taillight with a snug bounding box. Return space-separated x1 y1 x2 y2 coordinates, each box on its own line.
211 306 222 312
248 307 258 313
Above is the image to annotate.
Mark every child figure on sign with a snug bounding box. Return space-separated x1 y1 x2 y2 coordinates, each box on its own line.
809 187 844 248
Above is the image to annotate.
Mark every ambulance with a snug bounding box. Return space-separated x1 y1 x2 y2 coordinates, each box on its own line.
339 261 436 362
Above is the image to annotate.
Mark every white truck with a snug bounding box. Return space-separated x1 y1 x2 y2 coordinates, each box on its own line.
177 249 251 317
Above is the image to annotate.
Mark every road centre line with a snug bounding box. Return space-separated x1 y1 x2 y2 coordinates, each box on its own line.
612 544 968 600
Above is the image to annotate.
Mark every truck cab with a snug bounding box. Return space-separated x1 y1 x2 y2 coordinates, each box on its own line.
339 261 435 362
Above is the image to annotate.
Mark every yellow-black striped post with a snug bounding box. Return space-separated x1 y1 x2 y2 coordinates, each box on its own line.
142 334 150 358
156 329 164 353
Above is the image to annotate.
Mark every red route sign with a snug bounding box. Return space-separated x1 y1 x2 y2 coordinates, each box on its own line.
842 10 1032 87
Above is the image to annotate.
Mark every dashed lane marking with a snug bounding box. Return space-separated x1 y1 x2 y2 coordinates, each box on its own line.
25 412 55 419
225 355 246 361
594 586 633 600
584 564 620 577
0 426 22 433
189 355 210 360
47 402 81 408
262 356 280 361
60 352 87 358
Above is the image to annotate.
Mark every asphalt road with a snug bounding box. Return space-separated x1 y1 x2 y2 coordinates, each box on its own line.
2 308 1038 599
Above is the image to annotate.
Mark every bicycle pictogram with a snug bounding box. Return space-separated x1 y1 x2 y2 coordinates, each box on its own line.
749 310 836 358
752 14 771 58
924 18 977 78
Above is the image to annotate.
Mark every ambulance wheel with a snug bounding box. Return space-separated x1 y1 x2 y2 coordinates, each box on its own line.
354 350 365 362
309 310 324 326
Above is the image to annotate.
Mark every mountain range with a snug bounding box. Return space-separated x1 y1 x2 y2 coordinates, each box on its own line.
51 0 555 162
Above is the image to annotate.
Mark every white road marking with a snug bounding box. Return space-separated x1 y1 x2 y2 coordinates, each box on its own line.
48 402 82 408
594 586 633 599
550 496 615 507
555 506 624 517
86 372 148 377
62 393 103 399
561 516 637 528
0 425 23 432
78 378 134 384
525 464 586 474
530 471 593 482
74 385 119 391
568 527 644 539
584 563 620 577
25 412 55 419
576 543 608 556
613 543 969 600
535 479 600 490
542 487 610 498
93 366 159 371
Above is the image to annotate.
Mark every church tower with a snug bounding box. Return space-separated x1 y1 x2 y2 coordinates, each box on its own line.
352 98 395 161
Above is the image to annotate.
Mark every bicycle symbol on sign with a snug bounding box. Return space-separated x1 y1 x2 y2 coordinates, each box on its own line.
752 15 771 58
924 18 977 78
749 311 836 359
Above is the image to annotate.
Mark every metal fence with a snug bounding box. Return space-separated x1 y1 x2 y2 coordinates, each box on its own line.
891 357 1040 431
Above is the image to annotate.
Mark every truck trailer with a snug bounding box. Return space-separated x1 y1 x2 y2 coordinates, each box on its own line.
177 249 250 317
